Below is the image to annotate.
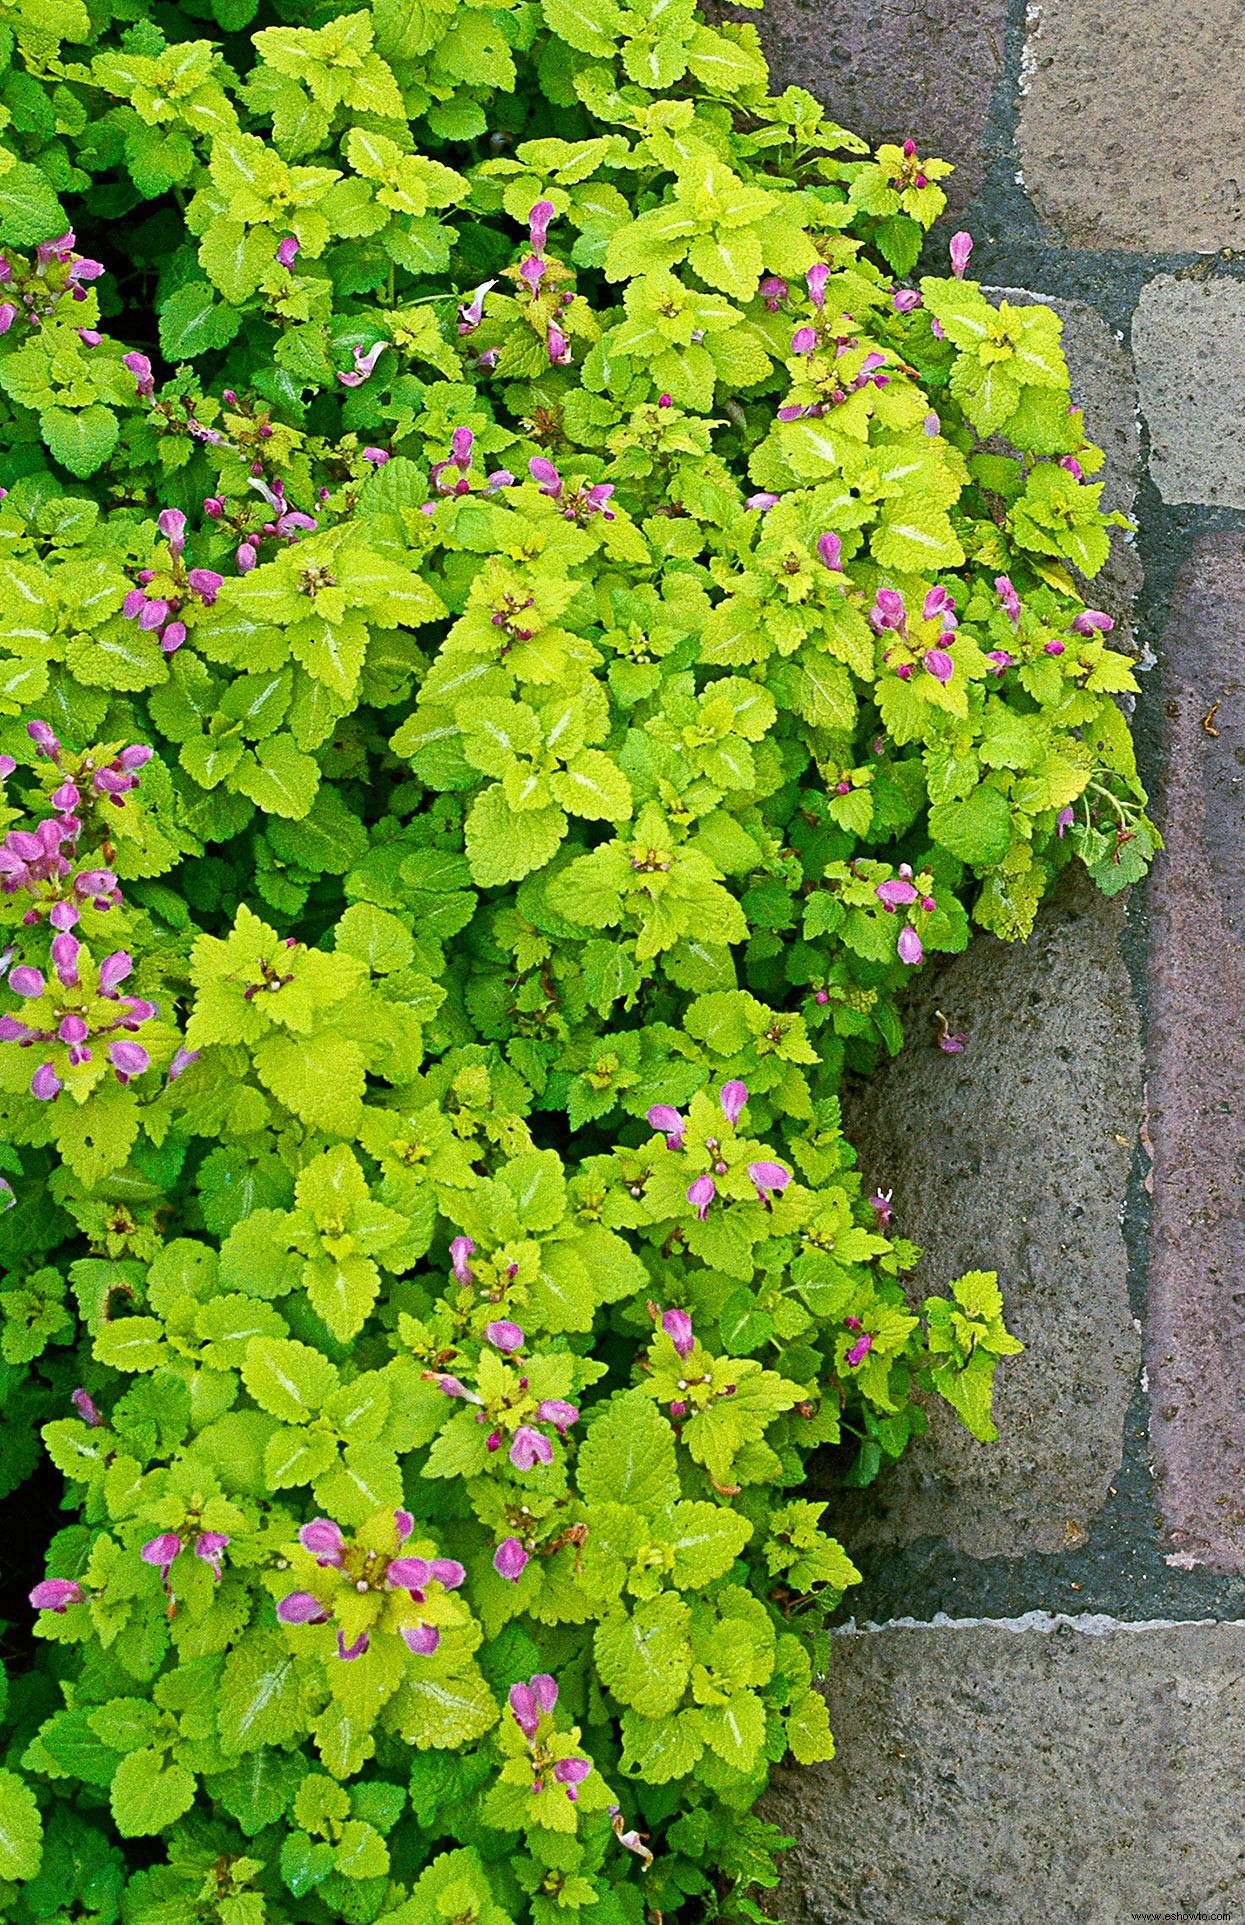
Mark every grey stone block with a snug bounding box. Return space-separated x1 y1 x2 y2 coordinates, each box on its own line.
764 1616 1245 1924
704 0 1005 214
986 286 1141 637
1146 534 1245 1574
1133 276 1245 507
1018 0 1245 252
832 866 1142 1560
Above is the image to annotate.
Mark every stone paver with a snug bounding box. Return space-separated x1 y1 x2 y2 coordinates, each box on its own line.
765 1616 1245 1924
987 287 1141 636
833 866 1141 1560
1133 277 1245 509
1146 535 1245 1575
709 0 1004 213
1018 0 1245 252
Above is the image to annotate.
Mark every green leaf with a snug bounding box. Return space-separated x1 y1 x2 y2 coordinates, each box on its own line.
393 1672 498 1749
234 736 321 819
110 1748 197 1838
578 1389 679 1512
242 1336 340 1423
464 786 567 887
927 785 1013 867
218 1633 309 1754
41 406 120 479
0 1767 42 1882
0 163 65 245
595 1595 692 1715
158 279 243 361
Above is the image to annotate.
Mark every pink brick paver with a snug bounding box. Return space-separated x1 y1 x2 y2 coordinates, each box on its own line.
1147 534 1245 1573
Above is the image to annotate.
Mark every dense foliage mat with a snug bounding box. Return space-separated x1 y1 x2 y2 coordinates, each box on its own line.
0 0 1156 1918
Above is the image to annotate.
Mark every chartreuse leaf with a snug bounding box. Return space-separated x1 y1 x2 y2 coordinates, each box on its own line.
0 1769 42 1881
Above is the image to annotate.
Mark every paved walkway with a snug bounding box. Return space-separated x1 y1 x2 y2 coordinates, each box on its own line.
744 0 1245 1915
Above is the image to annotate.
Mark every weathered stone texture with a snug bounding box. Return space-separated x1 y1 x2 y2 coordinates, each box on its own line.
706 0 1004 212
1018 0 1245 252
764 1617 1245 1924
987 286 1141 635
1146 535 1245 1574
832 867 1141 1560
1133 277 1245 508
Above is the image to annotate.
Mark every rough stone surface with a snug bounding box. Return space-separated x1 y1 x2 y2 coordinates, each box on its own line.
764 1617 1245 1923
1017 0 1245 252
1146 535 1245 1575
828 866 1142 1560
705 0 1004 212
1133 277 1245 508
987 286 1142 635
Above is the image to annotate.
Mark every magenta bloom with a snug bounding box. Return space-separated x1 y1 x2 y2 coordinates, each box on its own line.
123 351 154 397
554 1757 592 1802
9 966 44 998
336 1630 369 1660
868 1189 893 1230
277 1591 328 1625
745 492 779 511
806 262 830 310
188 567 223 604
876 875 917 911
276 235 300 268
923 649 954 684
236 542 257 573
938 1029 967 1054
748 1160 791 1200
450 426 473 471
949 231 973 279
1071 609 1113 635
510 1425 554 1471
195 1531 229 1579
0 303 17 335
494 1536 529 1581
547 325 571 365
510 1672 558 1738
536 1399 579 1433
994 576 1022 622
51 934 81 982
529 456 562 498
869 588 906 633
646 1103 685 1149
892 289 921 314
457 279 496 334
160 621 186 655
108 1040 149 1083
923 585 955 625
719 1080 748 1126
31 1578 84 1613
519 255 546 294
299 1518 345 1566
897 926 923 966
686 1174 715 1220
401 1622 440 1655
361 447 389 467
157 507 186 555
987 650 1014 674
486 1319 525 1352
790 326 817 356
661 1308 694 1358
449 1235 474 1283
388 1556 430 1594
1045 639 1065 656
337 341 386 388
846 1333 874 1367
167 1046 199 1083
816 531 842 571
528 199 555 252
72 1388 102 1427
923 410 940 436
429 1557 464 1589
141 1532 182 1581
31 1064 62 1101
759 277 788 310
1056 806 1074 837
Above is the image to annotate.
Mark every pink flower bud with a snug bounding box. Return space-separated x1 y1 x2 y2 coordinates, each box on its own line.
846 1333 873 1367
31 1578 83 1613
759 277 788 310
1056 805 1074 838
494 1537 529 1581
1070 609 1113 635
72 1388 102 1426
486 1319 525 1352
816 531 842 571
123 351 154 397
31 1063 62 1100
236 542 257 573
790 326 817 356
160 621 186 654
529 456 562 498
661 1308 694 1358
276 236 300 268
806 263 830 310
646 1103 685 1149
892 289 921 314
528 199 555 252
923 648 954 684
449 1234 474 1283
897 925 923 966
546 325 571 365
97 951 132 995
157 507 186 555
949 231 973 279
748 1160 791 1200
509 1674 557 1737
686 1174 715 1220
536 1399 579 1433
719 1080 748 1126
9 966 44 998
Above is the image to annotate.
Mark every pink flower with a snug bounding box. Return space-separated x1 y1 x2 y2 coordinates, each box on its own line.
195 1531 229 1579
790 326 817 356
167 1046 199 1083
806 263 830 310
1045 639 1065 656
0 303 17 335
949 231 973 279
457 280 496 334
401 1623 440 1654
188 569 223 605
869 588 906 633
336 1630 369 1660
9 966 44 998
923 649 954 684
938 1029 967 1054
528 200 555 252
159 621 186 655
868 1189 893 1230
719 1079 748 1126
510 1425 554 1471
746 492 779 511
141 1532 183 1581
108 1040 149 1083
387 1556 430 1594
509 1673 557 1738
1056 806 1074 837
846 1333 873 1367
494 1537 529 1581
450 1235 474 1283
31 1064 62 1101
236 542 257 573
987 650 1014 674
547 325 571 365
554 1757 592 1802
276 236 300 268
922 585 956 625
536 1400 578 1433
30 1578 84 1613
299 1518 345 1566
816 531 842 571
876 875 917 911
529 456 562 498
361 447 389 467
157 507 186 557
1071 609 1113 635
897 925 923 966
892 289 921 314
519 256 546 295
642 1103 684 1151
661 1308 694 1358
72 1388 102 1427
759 277 788 310
123 352 154 398
486 1319 524 1352
687 1174 715 1219
277 1592 327 1624
337 342 386 388
923 410 940 436
450 426 474 471
748 1160 791 1201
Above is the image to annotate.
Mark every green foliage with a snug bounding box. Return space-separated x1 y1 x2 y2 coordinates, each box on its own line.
0 0 1155 1920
